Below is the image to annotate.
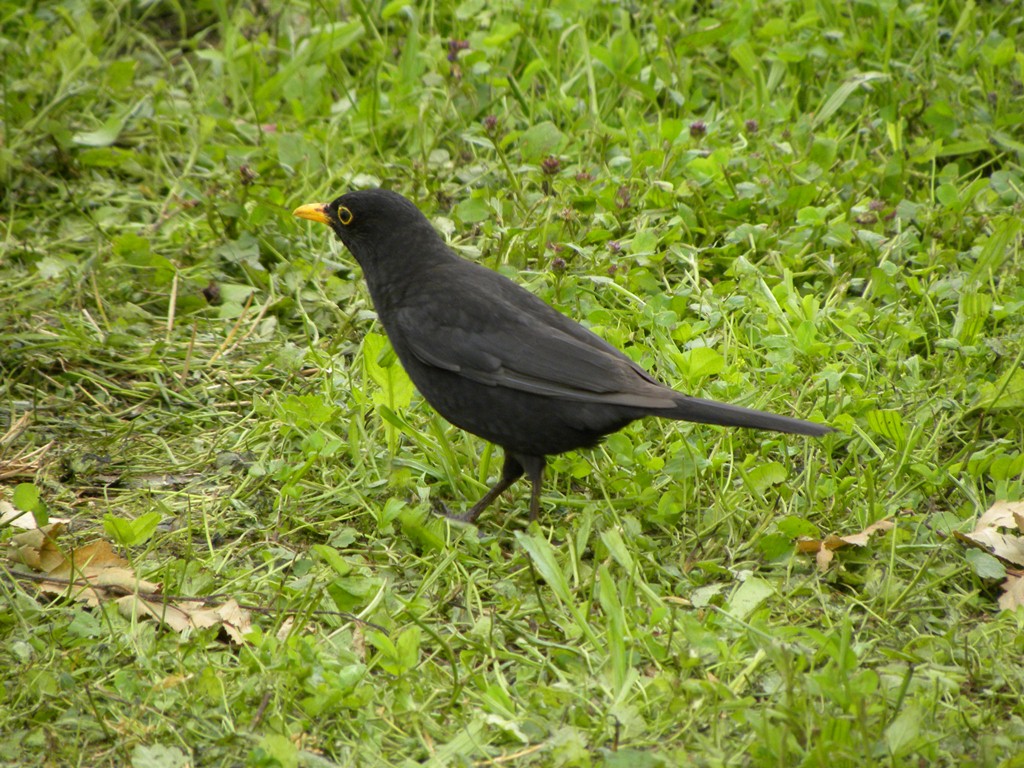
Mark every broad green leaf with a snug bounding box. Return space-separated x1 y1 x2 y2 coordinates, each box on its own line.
515 532 572 604
363 332 414 411
964 549 1006 580
680 347 725 381
777 515 820 539
455 196 490 224
866 409 906 447
729 40 763 83
103 511 161 547
483 22 521 47
12 483 47 527
399 506 446 552
394 626 421 672
381 0 412 20
628 230 658 255
885 706 921 758
72 116 125 147
312 545 353 576
725 577 773 621
255 735 298 768
974 368 1024 410
746 461 788 494
597 565 627 694
953 291 992 344
12 483 41 513
519 121 566 162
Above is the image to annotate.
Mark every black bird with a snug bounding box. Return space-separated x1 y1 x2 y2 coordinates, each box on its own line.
294 189 832 523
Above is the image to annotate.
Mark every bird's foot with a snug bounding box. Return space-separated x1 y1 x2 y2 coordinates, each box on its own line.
430 498 479 524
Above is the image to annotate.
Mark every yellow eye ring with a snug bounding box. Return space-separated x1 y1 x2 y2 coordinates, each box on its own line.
338 206 353 225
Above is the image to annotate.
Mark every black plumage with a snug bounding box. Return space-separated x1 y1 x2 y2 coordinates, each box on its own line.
295 189 832 522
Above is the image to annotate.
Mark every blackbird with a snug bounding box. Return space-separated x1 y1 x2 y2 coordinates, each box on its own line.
294 189 833 523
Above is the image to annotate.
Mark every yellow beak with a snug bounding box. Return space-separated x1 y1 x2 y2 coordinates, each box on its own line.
292 203 330 225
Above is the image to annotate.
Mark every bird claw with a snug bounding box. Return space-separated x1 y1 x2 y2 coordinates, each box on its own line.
431 498 476 523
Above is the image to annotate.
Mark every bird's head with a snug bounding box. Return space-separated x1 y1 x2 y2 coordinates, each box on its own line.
293 188 439 259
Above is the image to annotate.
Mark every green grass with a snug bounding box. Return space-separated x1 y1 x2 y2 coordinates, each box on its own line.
2 0 1024 765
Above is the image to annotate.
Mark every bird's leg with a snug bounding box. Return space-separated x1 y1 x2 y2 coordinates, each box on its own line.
448 454 524 523
519 455 546 521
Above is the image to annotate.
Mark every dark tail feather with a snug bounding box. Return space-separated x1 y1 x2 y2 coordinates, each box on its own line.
667 395 834 437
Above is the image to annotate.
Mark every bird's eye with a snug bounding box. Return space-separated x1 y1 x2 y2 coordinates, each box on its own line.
338 206 354 225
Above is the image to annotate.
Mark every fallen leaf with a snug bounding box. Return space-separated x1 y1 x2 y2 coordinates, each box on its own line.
10 531 162 606
49 539 127 577
954 502 1024 568
977 501 1024 531
276 617 295 641
7 524 67 571
796 538 822 554
997 574 1024 612
953 501 1024 612
119 596 194 631
153 674 191 691
797 519 894 570
954 529 1024 568
837 519 895 547
117 595 251 644
216 599 252 644
0 500 34 529
8 523 250 641
816 547 835 571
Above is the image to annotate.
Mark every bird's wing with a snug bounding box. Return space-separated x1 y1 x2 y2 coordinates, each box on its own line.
390 270 678 409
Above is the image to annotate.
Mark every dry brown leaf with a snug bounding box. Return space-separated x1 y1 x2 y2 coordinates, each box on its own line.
1 500 33 529
977 501 1024 531
955 502 1024 568
797 519 894 570
276 617 295 641
954 529 1024 567
0 499 70 529
119 595 195 631
352 625 366 662
49 539 127 577
795 538 821 553
188 604 234 630
822 533 845 550
38 579 105 606
997 574 1024 612
951 502 1024 612
217 599 252 644
117 595 251 644
838 519 895 546
92 568 161 594
35 579 94 604
7 524 67 571
153 674 191 691
36 568 162 606
9 527 160 605
816 546 835 571
9 525 251 641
